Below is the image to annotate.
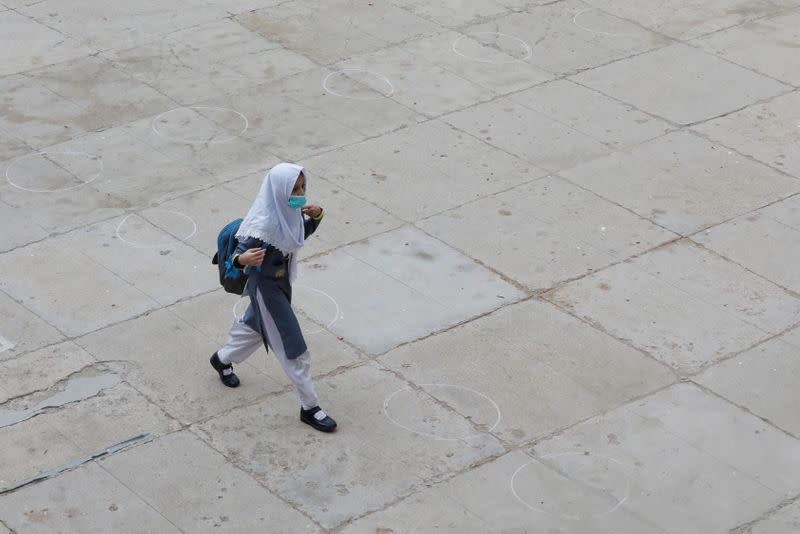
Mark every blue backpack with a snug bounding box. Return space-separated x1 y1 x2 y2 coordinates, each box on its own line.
212 219 248 295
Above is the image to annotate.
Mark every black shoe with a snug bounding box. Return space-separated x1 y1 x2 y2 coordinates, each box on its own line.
210 352 240 388
300 406 337 432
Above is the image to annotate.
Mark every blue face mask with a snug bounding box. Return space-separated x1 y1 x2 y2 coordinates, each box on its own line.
288 195 307 209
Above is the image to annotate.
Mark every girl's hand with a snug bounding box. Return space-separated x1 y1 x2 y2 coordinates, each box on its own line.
302 205 323 218
238 247 266 266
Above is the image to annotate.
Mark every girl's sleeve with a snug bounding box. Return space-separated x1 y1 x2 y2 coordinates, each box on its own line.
304 210 324 238
232 237 263 269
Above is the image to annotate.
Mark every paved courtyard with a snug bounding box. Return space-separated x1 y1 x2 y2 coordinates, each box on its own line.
1 0 800 532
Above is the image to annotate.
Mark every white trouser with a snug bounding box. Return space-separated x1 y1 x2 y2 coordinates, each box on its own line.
217 294 318 410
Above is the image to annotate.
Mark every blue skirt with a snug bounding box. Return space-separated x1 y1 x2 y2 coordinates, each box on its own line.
242 274 307 360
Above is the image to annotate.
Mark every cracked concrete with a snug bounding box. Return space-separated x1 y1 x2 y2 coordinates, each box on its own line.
0 372 121 427
1 0 799 532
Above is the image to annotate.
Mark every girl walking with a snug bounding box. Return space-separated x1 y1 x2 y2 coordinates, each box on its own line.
210 162 337 432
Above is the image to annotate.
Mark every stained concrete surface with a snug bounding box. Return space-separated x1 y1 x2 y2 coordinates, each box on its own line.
1 0 799 532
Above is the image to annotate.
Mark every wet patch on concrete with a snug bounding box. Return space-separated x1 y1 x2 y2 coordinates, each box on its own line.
0 373 122 428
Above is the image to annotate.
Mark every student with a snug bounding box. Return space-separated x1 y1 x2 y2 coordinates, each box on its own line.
210 162 337 433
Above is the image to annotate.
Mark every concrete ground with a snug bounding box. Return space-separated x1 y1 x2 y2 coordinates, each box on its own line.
1 0 800 532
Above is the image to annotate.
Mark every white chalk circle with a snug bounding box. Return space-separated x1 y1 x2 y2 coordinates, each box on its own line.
452 32 532 64
322 69 395 100
572 8 637 37
233 284 340 336
5 151 103 193
294 284 340 335
511 452 631 520
383 384 501 440
152 106 248 144
115 210 197 248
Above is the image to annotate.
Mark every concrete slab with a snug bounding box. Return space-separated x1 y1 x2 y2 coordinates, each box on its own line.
0 341 94 403
0 180 128 235
194 363 506 529
199 0 286 15
142 184 252 257
122 116 282 184
234 11 377 66
74 307 286 424
236 0 441 65
159 290 243 348
106 41 249 108
693 91 800 179
264 67 425 138
195 84 368 161
760 191 800 227
694 207 800 293
0 237 159 338
695 10 800 87
1 374 124 429
205 45 319 95
69 216 219 306
44 380 180 452
398 31 554 96
0 291 63 362
21 0 227 51
741 499 800 534
443 97 612 172
696 331 800 436
47 126 223 207
380 298 675 444
546 240 800 374
0 377 178 487
498 0 562 7
296 225 526 355
509 79 673 149
583 0 792 40
419 176 677 290
0 11 92 77
0 74 92 149
333 43 497 118
532 383 800 533
611 383 800 495
101 431 318 533
640 240 800 333
166 15 280 55
1 134 139 233
572 43 790 126
26 56 175 132
784 322 800 346
106 19 315 106
461 1 671 75
0 200 49 253
342 451 667 533
0 0 41 7
560 131 800 235
398 0 510 27
0 413 82 488
0 464 181 533
7 119 205 204
0 128 32 162
305 120 545 221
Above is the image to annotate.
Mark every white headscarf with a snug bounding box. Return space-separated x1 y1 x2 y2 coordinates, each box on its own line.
236 162 306 282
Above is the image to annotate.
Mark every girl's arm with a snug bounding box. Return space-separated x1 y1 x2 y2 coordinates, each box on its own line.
302 206 324 239
232 237 264 269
